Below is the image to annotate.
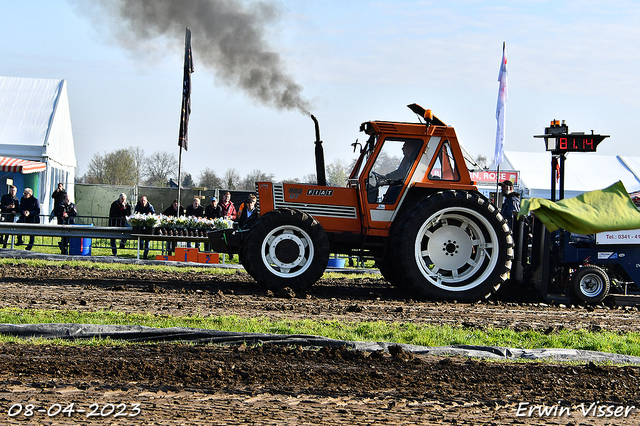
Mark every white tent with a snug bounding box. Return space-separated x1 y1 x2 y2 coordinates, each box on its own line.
501 151 640 199
0 76 76 218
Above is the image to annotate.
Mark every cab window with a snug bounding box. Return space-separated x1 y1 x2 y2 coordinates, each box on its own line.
428 140 460 181
367 138 422 204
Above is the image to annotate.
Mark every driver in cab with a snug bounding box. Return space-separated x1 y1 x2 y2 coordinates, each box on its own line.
384 140 422 181
369 140 422 204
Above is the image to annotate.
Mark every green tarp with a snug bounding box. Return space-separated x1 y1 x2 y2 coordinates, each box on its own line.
518 181 640 234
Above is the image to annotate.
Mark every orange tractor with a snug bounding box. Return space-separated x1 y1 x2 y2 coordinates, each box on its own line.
209 104 514 302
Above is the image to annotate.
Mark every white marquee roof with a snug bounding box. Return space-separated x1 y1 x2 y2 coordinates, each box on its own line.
0 76 76 168
502 151 640 199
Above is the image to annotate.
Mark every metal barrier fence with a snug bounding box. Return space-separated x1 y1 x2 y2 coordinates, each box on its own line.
0 216 202 259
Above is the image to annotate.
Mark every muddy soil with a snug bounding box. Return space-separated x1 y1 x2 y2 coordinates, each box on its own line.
0 262 639 425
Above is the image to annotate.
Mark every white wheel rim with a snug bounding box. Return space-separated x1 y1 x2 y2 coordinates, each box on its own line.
261 225 314 278
414 207 499 292
579 273 604 297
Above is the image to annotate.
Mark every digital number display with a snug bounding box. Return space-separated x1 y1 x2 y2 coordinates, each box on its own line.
546 135 606 153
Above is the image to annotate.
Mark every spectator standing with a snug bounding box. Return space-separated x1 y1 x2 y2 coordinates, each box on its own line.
185 198 205 249
238 194 259 229
134 195 156 259
109 193 131 256
18 188 40 250
499 180 521 231
236 192 257 220
134 196 155 259
219 191 237 260
162 199 185 218
204 197 222 251
0 185 20 248
54 194 77 254
135 196 155 216
162 199 184 255
220 191 237 220
186 197 205 218
205 197 222 219
51 183 66 209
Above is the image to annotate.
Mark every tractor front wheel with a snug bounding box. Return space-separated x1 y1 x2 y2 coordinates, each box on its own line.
241 208 329 291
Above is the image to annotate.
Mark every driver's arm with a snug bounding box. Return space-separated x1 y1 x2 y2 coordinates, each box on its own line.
383 168 404 181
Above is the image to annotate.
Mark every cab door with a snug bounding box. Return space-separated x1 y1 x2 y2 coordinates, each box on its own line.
358 136 431 233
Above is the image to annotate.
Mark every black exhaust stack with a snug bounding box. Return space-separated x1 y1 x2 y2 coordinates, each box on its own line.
311 114 327 186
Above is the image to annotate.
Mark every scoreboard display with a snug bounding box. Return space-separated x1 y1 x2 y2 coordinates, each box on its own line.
544 134 607 153
535 120 609 153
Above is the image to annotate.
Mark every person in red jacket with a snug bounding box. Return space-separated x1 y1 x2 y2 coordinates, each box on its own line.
220 191 236 220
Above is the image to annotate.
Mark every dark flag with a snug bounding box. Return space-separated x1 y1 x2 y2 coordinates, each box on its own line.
178 27 194 151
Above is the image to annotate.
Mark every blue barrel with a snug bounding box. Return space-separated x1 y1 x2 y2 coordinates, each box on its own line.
69 224 92 256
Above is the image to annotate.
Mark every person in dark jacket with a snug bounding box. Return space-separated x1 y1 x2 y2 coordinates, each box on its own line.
203 197 223 252
499 180 520 231
109 193 131 256
162 199 184 256
162 199 185 218
51 183 67 208
134 196 155 259
205 197 222 220
185 197 205 218
238 194 259 230
18 188 40 250
185 198 205 249
0 185 19 248
54 193 77 254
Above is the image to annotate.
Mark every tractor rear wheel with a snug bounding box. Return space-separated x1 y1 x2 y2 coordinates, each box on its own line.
376 253 402 288
390 190 513 301
572 265 610 304
241 208 329 291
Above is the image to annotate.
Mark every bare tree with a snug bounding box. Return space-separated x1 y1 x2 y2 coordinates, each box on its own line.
129 147 146 186
475 154 488 169
145 151 177 187
222 168 242 190
198 167 223 189
85 149 137 185
301 173 316 184
241 169 275 190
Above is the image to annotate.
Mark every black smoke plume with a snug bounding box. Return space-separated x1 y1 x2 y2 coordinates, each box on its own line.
73 0 310 114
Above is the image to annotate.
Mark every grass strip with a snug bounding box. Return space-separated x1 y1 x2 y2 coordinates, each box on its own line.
0 308 639 356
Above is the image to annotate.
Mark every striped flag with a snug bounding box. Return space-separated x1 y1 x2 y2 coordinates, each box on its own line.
494 42 508 165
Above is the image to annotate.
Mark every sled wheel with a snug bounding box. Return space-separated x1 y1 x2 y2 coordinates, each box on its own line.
390 190 513 301
572 265 610 304
242 208 329 291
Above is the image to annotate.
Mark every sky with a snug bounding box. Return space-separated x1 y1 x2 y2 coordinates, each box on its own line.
2 0 640 183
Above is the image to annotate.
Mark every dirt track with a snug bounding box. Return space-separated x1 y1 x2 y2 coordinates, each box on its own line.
0 262 639 425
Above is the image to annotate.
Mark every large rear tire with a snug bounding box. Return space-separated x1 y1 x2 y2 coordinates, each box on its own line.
390 190 513 301
376 253 402 288
572 265 610 304
241 208 329 291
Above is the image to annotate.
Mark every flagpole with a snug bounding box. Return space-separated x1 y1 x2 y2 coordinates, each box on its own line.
495 165 500 205
177 147 183 217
